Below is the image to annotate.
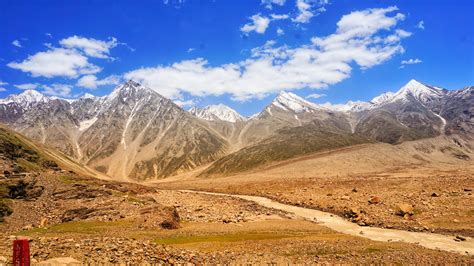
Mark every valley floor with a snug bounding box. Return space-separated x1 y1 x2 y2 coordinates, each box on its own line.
1 190 472 264
1 137 473 264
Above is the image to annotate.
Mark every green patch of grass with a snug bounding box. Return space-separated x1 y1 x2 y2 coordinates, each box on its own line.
16 158 41 171
413 208 423 215
155 232 297 245
17 220 134 235
365 246 384 253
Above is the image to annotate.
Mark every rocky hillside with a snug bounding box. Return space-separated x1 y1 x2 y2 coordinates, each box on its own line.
0 81 228 181
0 126 179 230
201 121 369 176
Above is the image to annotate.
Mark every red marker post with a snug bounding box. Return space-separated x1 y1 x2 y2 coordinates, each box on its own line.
12 239 30 266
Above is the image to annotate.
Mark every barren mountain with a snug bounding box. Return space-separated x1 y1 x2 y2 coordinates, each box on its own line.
0 79 471 180
0 81 228 181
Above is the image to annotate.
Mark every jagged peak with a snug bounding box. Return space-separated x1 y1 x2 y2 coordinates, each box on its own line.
81 93 96 99
0 89 48 107
271 91 321 113
190 104 245 123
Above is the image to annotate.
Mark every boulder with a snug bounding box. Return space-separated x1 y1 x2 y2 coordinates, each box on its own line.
396 203 414 216
368 196 381 204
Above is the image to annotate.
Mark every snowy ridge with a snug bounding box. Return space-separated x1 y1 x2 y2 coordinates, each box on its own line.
271 91 323 113
190 104 246 123
370 91 395 105
0 90 49 109
389 79 446 104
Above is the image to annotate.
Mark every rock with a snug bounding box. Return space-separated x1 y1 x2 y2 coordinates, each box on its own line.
37 257 81 265
340 195 350 200
396 203 414 216
40 217 48 228
368 196 381 204
431 192 440 197
352 188 358 193
455 235 466 241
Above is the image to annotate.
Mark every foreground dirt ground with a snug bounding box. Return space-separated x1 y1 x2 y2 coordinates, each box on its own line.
154 138 474 239
1 137 473 264
1 190 472 264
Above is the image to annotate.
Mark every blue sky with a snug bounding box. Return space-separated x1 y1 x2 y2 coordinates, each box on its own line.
1 0 473 116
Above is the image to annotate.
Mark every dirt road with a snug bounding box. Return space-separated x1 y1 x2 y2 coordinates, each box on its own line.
180 190 473 255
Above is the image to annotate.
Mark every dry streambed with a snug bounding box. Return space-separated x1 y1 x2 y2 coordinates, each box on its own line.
180 190 474 255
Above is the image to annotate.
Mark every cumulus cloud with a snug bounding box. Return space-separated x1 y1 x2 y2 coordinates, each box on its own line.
241 13 290 35
187 48 195 53
8 48 101 78
125 7 409 101
59 36 118 59
401 58 422 65
7 36 120 78
42 84 73 97
15 83 39 90
0 88 6 92
241 14 271 34
276 27 285 36
306 93 326 99
0 81 8 86
417 20 425 30
262 0 286 9
400 58 422 68
270 14 290 20
173 99 196 107
292 0 328 24
77 74 121 89
12 40 22 48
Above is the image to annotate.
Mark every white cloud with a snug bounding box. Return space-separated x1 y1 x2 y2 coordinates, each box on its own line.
0 88 6 92
293 0 314 23
306 93 326 99
77 74 121 89
125 6 409 101
401 58 422 66
270 14 289 20
0 81 8 86
262 0 286 9
241 14 271 34
187 48 195 53
42 84 72 97
417 20 425 30
8 48 101 78
292 0 329 24
15 83 39 90
241 13 289 35
59 36 118 59
12 40 22 48
276 27 285 36
45 33 53 38
174 99 196 107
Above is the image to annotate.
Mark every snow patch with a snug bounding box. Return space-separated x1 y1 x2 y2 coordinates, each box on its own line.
78 117 98 131
190 104 245 122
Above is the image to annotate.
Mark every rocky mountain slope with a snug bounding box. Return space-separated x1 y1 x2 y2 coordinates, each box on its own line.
0 81 228 181
189 104 246 123
0 79 471 180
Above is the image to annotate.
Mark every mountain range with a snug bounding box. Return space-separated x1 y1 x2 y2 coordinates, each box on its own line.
0 79 472 180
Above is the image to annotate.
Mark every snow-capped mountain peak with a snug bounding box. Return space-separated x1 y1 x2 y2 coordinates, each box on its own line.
81 93 96 100
271 91 321 113
391 79 446 104
190 104 245 123
370 91 395 105
0 89 49 109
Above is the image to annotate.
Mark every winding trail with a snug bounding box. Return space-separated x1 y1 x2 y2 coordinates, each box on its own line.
179 190 473 256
